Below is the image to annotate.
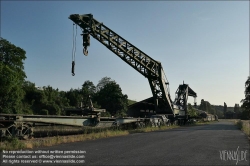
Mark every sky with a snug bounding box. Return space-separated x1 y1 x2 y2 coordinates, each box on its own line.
1 1 249 107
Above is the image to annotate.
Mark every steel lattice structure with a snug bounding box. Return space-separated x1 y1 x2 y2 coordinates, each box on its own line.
69 14 173 114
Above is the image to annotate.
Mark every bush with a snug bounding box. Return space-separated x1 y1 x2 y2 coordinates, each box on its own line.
40 109 48 115
101 111 111 117
241 110 249 120
236 120 250 136
0 137 25 150
236 120 243 129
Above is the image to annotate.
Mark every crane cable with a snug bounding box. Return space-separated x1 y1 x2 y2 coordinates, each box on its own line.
71 23 77 76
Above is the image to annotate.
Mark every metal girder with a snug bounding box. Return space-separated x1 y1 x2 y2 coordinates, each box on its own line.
173 84 197 113
69 14 173 114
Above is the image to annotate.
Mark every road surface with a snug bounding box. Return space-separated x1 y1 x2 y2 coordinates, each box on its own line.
2 121 250 165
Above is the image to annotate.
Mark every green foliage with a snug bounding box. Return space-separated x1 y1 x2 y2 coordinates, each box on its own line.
224 102 227 117
81 80 96 103
0 137 25 150
235 120 250 136
215 109 224 118
115 110 127 117
128 99 137 106
213 105 240 119
40 109 48 115
92 101 101 109
234 104 240 114
241 76 250 120
0 38 26 114
0 38 129 116
20 77 128 116
82 80 96 95
230 103 242 119
8 137 25 149
241 110 249 120
96 77 115 92
187 103 198 117
95 79 128 116
101 111 111 117
22 82 70 115
199 99 217 115
65 88 82 107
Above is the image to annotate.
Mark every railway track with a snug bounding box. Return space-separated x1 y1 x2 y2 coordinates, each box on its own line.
0 114 158 140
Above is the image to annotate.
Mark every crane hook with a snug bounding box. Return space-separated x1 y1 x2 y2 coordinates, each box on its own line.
72 61 75 76
83 47 88 56
71 23 77 76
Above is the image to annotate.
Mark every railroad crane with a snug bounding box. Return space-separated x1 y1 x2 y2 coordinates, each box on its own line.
0 14 198 140
69 14 197 124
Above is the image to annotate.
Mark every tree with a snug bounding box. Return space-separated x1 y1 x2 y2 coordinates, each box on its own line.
95 81 128 116
234 104 240 113
0 38 26 114
199 99 217 115
233 104 241 119
81 80 96 102
22 80 37 114
39 85 71 115
187 103 197 117
241 76 250 120
199 99 207 112
22 81 70 115
223 102 227 118
96 77 115 92
65 88 82 107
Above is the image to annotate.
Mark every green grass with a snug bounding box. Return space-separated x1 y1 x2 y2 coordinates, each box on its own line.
195 121 216 125
0 137 26 151
128 124 179 133
235 120 250 137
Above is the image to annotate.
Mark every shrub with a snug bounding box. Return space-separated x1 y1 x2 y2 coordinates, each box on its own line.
236 120 243 129
40 109 48 115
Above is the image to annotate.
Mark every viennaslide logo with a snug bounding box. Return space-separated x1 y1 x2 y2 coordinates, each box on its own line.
219 146 248 165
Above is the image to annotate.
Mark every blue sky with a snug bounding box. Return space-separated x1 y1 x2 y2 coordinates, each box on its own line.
2 1 249 107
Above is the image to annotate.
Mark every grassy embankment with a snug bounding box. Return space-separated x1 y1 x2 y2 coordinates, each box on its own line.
0 120 214 150
235 119 250 137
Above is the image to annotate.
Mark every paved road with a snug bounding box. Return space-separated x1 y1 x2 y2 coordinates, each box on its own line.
2 121 250 165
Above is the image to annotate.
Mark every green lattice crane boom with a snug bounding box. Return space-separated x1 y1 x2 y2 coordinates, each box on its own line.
69 14 175 115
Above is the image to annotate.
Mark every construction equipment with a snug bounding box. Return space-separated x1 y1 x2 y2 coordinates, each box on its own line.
69 14 197 124
0 14 199 140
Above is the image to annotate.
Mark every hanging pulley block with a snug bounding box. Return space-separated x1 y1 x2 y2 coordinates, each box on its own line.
83 47 88 56
81 33 90 56
82 33 90 47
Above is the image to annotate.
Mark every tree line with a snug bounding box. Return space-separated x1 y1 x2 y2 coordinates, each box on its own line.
0 38 129 116
187 83 250 120
0 37 249 120
21 77 128 117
